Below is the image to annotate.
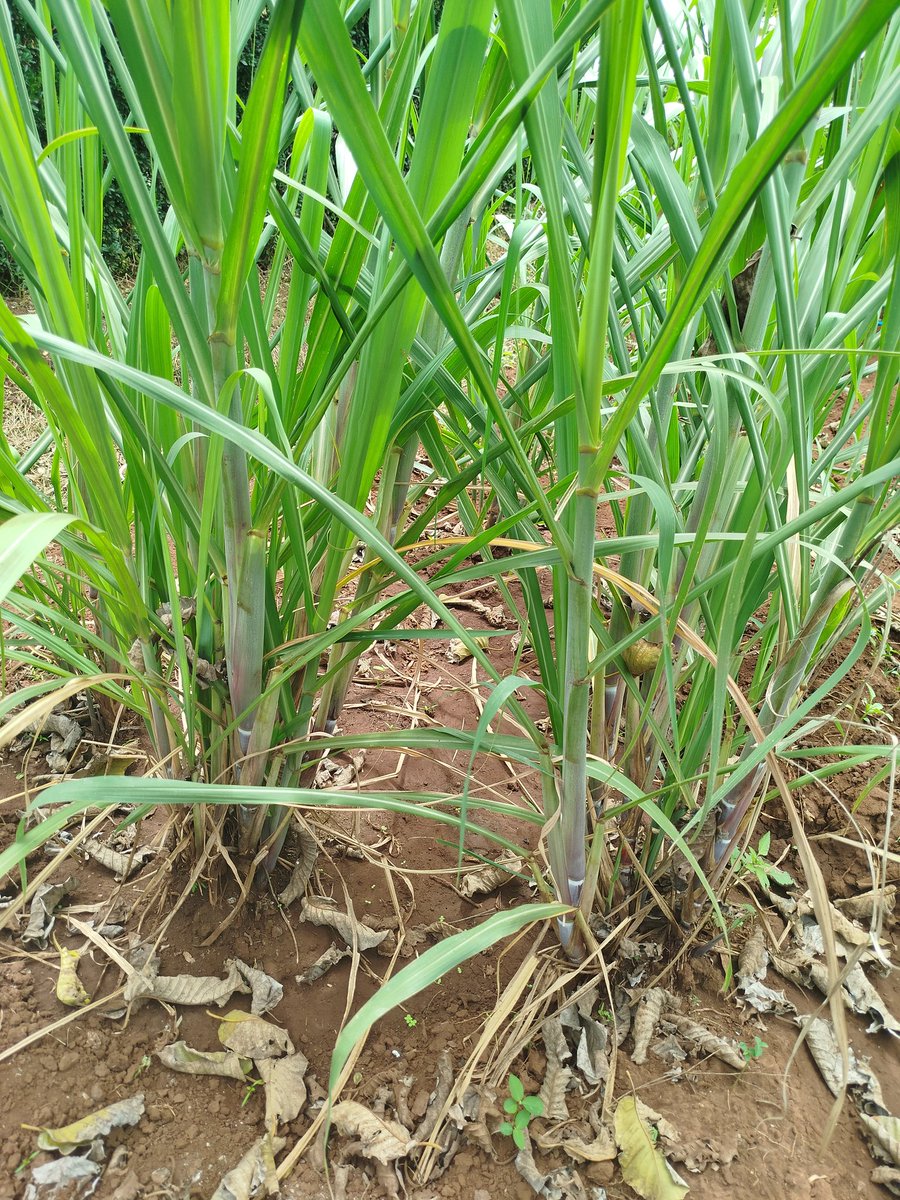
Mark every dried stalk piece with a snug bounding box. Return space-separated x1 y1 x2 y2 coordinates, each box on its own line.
330 1100 413 1163
300 896 388 951
458 850 524 899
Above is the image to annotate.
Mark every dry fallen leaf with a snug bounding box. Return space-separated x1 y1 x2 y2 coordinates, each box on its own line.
55 944 90 1008
300 896 388 951
22 876 78 946
217 1011 293 1060
330 1100 413 1163
296 944 350 984
259 1052 309 1129
23 1157 101 1200
157 1041 249 1081
458 850 524 899
36 1095 145 1155
614 1095 689 1200
632 988 675 1064
210 1134 285 1200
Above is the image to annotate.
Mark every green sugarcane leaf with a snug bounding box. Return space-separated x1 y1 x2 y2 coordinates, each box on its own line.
328 902 569 1092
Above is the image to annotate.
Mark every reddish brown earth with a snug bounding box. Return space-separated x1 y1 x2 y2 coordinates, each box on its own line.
1 604 898 1200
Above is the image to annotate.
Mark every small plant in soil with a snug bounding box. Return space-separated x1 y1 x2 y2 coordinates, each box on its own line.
404 1013 417 1030
739 1036 768 1062
499 1074 544 1150
731 832 795 890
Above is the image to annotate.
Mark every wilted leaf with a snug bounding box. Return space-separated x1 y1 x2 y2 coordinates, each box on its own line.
36 1095 144 1154
22 876 78 946
860 1114 900 1167
539 1015 573 1121
665 1014 745 1070
803 1017 885 1108
446 636 489 663
157 1041 249 1081
218 1011 293 1060
614 1095 689 1200
300 896 388 951
330 1100 413 1163
125 959 248 1009
210 1134 285 1200
632 988 675 1064
82 838 154 880
233 960 283 1016
56 945 90 1008
458 851 524 899
277 827 319 907
23 1157 101 1200
296 944 350 984
259 1052 309 1128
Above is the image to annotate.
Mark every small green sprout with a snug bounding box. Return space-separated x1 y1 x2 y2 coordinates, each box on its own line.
739 1035 767 1062
731 831 794 889
241 1077 264 1107
499 1073 544 1150
134 1053 152 1078
15 1151 40 1175
861 684 885 724
404 1012 417 1029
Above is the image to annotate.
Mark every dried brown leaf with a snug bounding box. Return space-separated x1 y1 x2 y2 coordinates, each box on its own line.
300 897 388 951
665 1013 746 1070
22 876 78 946
296 944 350 984
632 988 674 1065
218 1011 293 1060
210 1134 285 1200
459 850 524 899
277 828 319 907
36 1095 144 1154
157 1041 249 1081
330 1100 413 1163
259 1052 309 1129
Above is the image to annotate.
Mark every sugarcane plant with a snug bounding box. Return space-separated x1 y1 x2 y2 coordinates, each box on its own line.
0 0 897 979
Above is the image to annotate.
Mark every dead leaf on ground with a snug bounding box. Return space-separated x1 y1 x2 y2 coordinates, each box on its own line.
300 896 388 951
124 957 280 1014
514 1131 590 1198
330 1100 413 1163
296 944 350 984
217 1011 293 1060
664 1012 745 1070
860 1114 900 1168
632 988 677 1064
36 1094 144 1155
157 1041 249 1081
458 850 524 899
277 826 319 907
614 1095 688 1200
803 1016 886 1107
22 875 78 946
23 1157 101 1200
56 944 90 1008
210 1134 285 1200
259 1052 309 1129
82 838 154 880
539 1014 573 1121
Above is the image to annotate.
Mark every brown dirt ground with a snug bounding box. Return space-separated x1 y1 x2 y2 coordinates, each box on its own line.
1 613 898 1200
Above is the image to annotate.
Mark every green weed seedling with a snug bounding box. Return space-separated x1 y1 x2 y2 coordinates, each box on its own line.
739 1036 767 1062
404 1012 417 1030
731 831 794 889
499 1073 544 1150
